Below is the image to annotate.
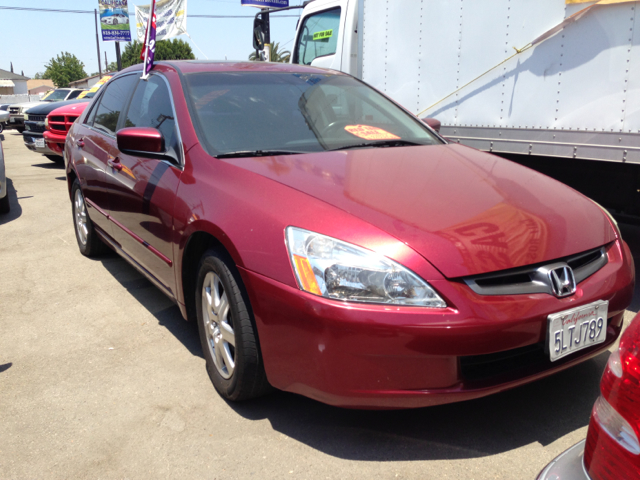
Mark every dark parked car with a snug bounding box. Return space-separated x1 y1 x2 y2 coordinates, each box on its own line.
65 61 635 409
23 99 91 160
537 311 640 480
0 132 8 213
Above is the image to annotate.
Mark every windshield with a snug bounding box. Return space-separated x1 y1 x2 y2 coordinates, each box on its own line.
44 89 71 102
184 72 441 156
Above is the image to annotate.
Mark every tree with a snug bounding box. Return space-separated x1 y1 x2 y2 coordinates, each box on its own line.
33 72 44 79
121 38 195 68
43 52 87 88
248 42 291 63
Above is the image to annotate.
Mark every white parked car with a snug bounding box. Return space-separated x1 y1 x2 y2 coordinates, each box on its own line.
102 13 129 25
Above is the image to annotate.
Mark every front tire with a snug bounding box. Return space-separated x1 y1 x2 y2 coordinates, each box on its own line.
196 249 270 401
71 180 106 256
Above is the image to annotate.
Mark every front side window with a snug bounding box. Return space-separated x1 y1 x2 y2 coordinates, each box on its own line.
184 72 441 156
91 74 138 136
124 75 180 160
67 90 82 99
294 8 341 66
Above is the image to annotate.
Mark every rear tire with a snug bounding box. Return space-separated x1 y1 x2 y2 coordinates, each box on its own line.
0 193 9 214
71 180 106 257
195 249 271 401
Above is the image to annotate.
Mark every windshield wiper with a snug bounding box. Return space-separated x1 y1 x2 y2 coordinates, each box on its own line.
330 140 423 151
216 149 308 159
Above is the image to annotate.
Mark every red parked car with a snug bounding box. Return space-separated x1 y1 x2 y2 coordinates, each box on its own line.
537 311 640 479
44 102 90 155
65 61 635 409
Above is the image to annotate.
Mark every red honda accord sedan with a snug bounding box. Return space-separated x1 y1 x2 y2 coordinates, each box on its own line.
64 61 635 409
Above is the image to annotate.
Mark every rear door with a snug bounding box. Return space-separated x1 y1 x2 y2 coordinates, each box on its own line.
103 73 183 296
71 73 138 235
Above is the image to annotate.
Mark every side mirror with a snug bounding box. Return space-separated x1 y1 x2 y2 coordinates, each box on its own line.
253 15 266 52
422 117 441 134
117 127 164 155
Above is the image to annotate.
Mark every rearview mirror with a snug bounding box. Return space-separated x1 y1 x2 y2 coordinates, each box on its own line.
422 117 441 133
117 127 164 155
253 15 266 52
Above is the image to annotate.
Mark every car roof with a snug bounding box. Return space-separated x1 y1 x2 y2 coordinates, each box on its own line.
120 60 343 77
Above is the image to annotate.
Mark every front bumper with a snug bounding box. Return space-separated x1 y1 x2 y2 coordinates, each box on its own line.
43 130 66 155
239 239 634 409
9 115 24 126
23 132 60 156
537 440 589 480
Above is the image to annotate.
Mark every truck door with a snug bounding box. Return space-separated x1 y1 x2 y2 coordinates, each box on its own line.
293 1 348 71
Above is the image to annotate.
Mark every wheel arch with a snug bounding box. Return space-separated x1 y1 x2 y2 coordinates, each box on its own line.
179 226 244 322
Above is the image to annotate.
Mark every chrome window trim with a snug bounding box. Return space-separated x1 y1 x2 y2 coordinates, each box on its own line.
464 246 608 296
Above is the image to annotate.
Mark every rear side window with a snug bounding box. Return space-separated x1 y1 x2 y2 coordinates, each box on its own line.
91 75 138 136
67 90 82 99
124 74 179 158
294 8 341 65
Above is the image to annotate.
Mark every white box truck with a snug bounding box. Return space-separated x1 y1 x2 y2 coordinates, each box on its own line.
254 0 640 213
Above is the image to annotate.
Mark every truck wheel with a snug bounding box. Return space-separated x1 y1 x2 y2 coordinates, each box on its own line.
71 180 106 256
0 193 9 214
195 249 271 401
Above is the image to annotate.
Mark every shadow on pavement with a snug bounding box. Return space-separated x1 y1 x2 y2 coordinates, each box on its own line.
228 352 606 461
0 363 12 373
97 251 203 359
31 162 63 170
0 178 22 225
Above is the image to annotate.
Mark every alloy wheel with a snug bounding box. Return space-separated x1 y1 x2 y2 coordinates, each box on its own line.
202 271 236 379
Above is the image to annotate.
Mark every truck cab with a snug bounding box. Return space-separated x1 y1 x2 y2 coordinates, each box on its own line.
292 0 357 74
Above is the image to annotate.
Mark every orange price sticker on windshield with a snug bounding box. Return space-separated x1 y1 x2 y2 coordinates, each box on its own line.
344 125 400 141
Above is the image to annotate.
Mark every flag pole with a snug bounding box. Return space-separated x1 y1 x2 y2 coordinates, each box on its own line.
141 1 154 80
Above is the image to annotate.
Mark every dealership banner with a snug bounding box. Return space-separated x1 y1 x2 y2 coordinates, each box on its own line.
135 0 187 42
99 0 132 42
241 0 289 8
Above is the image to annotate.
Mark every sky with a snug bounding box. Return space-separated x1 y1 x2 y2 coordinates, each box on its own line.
0 0 304 78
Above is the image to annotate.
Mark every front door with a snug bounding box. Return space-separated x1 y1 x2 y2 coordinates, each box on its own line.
104 73 182 296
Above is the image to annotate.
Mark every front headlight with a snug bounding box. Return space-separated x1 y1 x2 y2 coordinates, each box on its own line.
23 113 28 120
44 117 49 130
286 227 447 307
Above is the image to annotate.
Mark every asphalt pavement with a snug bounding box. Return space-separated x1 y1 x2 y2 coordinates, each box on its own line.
0 130 638 479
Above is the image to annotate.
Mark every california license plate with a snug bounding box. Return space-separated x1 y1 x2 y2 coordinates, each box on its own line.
547 300 608 362
35 138 45 148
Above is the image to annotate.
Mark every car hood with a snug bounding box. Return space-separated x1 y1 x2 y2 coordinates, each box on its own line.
48 101 90 117
26 99 89 116
223 144 615 278
9 101 47 111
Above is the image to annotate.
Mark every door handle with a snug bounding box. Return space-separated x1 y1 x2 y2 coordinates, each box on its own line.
108 158 123 171
76 138 84 148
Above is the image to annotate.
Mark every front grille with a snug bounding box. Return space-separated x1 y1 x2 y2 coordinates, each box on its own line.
49 115 79 134
25 121 45 133
28 115 46 122
461 343 546 383
464 245 608 296
9 107 20 115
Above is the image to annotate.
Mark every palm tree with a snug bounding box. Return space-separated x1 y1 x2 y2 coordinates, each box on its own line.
249 42 291 63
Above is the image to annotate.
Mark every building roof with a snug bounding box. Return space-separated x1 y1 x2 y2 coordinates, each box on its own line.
27 79 54 89
69 72 115 87
0 68 30 81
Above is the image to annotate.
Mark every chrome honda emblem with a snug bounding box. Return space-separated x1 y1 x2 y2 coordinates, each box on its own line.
548 266 576 297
